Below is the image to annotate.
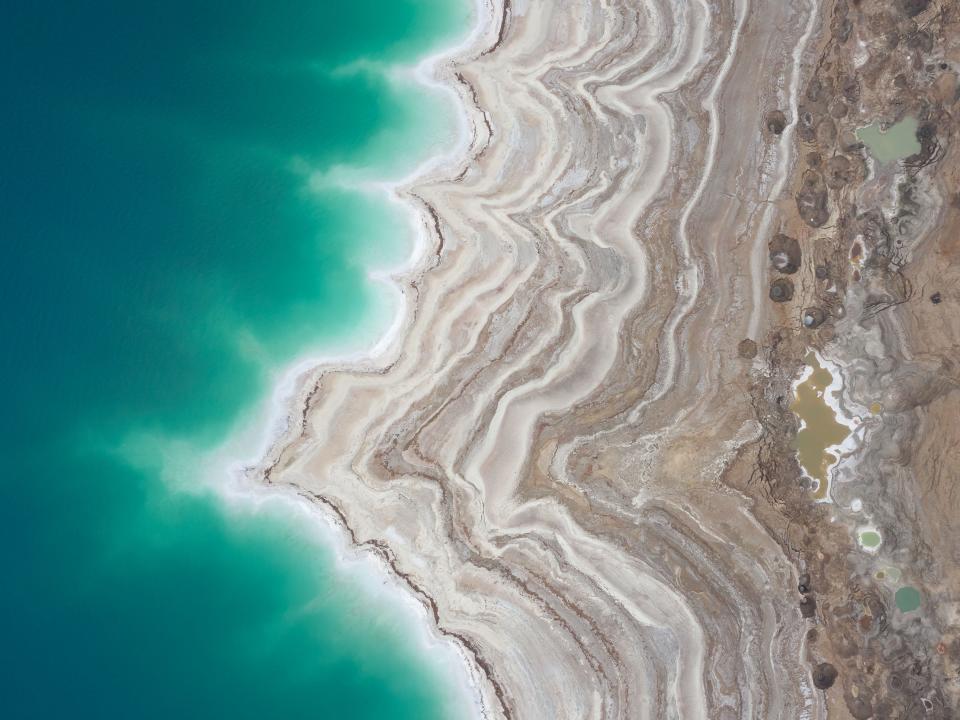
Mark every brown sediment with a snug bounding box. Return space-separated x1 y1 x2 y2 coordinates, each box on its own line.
727 0 960 716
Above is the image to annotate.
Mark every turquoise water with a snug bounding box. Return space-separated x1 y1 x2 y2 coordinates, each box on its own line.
895 586 922 613
1 2 468 718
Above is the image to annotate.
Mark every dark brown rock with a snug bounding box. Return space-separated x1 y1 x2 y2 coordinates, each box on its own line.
765 109 787 135
867 12 895 37
797 106 818 143
930 291 942 304
826 155 855 189
844 693 874 720
832 17 852 43
816 117 837 147
898 0 929 18
769 234 802 274
802 307 827 329
906 29 934 53
799 594 817 618
770 279 794 303
812 662 838 689
841 75 860 104
796 171 830 227
737 339 758 359
828 98 848 119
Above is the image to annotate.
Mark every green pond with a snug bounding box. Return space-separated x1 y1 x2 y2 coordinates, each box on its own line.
857 116 921 164
859 531 882 549
895 586 922 613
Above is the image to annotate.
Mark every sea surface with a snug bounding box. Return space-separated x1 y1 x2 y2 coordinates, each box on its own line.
1 2 469 718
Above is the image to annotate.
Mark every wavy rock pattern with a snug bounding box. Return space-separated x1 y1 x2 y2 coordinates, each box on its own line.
260 0 832 717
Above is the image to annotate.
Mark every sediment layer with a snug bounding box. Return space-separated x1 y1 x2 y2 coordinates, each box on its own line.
257 0 960 717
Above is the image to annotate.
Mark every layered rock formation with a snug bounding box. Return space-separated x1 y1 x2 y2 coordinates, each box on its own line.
256 0 959 717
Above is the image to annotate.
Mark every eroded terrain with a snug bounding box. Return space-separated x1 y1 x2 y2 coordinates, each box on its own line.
255 0 960 717
741 0 960 716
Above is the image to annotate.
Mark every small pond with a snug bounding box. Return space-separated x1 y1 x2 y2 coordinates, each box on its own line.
895 586 922 613
856 116 921 164
791 353 850 500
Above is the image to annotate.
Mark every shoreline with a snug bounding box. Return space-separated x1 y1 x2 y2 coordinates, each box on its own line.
190 1 501 716
223 0 960 714
212 478 488 717
236 0 495 477
250 0 832 716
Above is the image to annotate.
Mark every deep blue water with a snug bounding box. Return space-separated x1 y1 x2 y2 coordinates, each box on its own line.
1 2 467 718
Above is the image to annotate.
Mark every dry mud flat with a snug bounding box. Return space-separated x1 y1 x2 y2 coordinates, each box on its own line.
258 0 959 718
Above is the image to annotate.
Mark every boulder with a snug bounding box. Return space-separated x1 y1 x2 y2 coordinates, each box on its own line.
796 171 830 227
802 307 827 328
770 279 795 303
765 109 787 135
769 234 802 274
812 662 837 690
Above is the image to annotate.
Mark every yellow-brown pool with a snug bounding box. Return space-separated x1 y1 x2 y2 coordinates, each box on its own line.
791 353 851 500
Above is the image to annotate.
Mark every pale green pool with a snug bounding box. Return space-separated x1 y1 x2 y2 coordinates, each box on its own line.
857 117 921 164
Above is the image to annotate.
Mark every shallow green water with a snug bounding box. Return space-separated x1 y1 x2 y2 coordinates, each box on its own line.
895 586 922 613
857 117 921 164
1 2 469 718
